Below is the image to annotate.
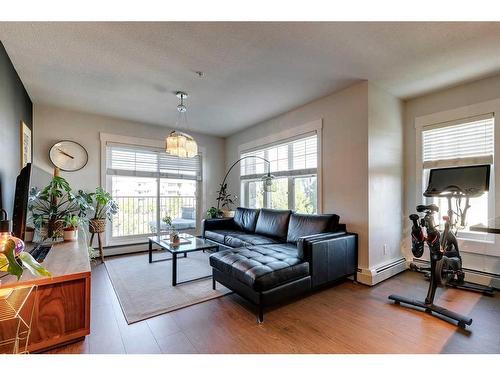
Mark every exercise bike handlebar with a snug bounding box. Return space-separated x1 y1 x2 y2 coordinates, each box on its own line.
416 204 439 213
424 184 482 198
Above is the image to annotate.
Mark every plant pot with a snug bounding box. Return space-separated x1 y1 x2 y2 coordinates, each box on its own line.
170 232 180 245
222 210 235 218
37 224 49 241
24 227 35 243
47 219 64 240
89 219 106 234
63 228 78 241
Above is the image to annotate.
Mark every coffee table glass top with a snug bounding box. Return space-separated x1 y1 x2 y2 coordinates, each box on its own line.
149 234 218 253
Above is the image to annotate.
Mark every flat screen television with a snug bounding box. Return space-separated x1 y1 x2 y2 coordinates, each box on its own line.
424 164 490 198
12 163 32 240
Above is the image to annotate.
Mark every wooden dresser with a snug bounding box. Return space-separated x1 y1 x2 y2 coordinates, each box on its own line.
1 238 91 352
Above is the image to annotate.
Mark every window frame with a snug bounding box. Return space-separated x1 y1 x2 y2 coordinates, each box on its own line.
237 119 323 212
100 133 203 247
239 125 321 213
415 111 498 256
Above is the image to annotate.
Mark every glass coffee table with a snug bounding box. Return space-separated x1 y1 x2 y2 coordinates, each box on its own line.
148 234 219 286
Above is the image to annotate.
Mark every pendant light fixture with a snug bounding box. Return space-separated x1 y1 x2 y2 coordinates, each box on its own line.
165 91 198 158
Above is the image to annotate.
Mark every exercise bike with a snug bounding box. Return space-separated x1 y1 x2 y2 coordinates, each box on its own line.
389 165 494 328
409 191 495 296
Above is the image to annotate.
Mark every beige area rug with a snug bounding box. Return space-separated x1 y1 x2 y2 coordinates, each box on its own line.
105 251 231 324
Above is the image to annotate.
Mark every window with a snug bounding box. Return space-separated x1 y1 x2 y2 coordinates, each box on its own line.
240 134 318 213
421 114 494 238
106 143 201 244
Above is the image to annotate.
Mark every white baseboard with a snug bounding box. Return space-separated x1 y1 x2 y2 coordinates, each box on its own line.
357 257 407 285
103 243 149 257
411 258 500 289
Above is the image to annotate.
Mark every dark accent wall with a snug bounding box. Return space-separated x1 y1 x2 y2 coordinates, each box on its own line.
0 41 33 216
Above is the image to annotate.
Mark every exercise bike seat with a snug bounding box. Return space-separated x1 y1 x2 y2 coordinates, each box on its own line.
416 204 439 213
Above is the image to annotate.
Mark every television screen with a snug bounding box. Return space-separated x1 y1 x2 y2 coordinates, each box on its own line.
424 165 490 197
12 163 32 239
30 165 53 191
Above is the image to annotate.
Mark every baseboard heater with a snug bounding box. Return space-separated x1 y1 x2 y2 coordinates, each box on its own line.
375 257 407 274
356 257 407 285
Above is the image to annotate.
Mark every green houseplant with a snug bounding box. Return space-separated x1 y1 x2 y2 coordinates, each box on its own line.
80 187 118 235
0 237 52 281
0 209 51 282
63 214 79 241
206 206 222 219
28 176 89 241
216 183 237 217
162 215 180 245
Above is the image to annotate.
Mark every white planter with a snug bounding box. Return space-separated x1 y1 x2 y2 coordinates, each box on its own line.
222 210 235 218
63 229 78 242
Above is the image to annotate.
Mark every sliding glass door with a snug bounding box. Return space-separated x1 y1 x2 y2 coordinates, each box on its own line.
106 143 201 245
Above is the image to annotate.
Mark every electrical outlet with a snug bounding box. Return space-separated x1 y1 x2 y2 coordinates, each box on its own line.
383 244 388 255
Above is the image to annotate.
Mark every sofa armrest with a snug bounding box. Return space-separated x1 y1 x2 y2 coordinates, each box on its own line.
335 223 347 232
298 232 358 288
297 231 346 260
202 218 236 236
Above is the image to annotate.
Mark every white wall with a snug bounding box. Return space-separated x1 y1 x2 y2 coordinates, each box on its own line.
225 82 405 284
33 104 226 235
404 74 500 278
226 82 371 270
367 83 404 276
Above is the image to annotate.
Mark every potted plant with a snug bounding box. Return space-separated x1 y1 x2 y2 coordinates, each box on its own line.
0 238 51 281
80 187 118 235
28 176 89 241
63 215 79 241
0 209 51 285
206 206 223 219
216 183 237 217
162 215 180 245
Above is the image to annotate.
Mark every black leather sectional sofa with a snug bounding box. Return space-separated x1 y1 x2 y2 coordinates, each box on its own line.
203 207 358 322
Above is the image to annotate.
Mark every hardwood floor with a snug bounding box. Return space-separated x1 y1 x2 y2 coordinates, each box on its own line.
46 260 500 354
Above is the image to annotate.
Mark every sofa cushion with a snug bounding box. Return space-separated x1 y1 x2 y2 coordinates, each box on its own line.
181 206 195 220
205 229 246 245
224 235 251 248
286 213 340 244
204 230 226 244
209 243 308 291
233 207 260 233
254 209 292 240
225 233 279 247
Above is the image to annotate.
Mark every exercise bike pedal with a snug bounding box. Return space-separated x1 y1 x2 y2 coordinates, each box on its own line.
409 263 431 273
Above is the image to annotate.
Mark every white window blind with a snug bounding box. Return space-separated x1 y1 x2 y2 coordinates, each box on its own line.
240 134 317 179
422 114 494 169
107 143 202 180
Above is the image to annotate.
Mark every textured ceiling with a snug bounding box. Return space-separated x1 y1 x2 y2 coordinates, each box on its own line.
1 22 500 136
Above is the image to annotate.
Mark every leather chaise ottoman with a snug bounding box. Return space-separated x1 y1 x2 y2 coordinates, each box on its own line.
205 207 358 322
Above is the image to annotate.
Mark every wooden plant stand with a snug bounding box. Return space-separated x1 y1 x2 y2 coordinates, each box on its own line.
89 232 105 262
89 219 106 262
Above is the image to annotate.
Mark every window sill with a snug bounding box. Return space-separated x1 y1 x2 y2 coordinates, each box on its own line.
457 236 495 245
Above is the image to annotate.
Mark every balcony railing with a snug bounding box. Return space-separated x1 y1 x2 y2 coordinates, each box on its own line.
111 195 196 238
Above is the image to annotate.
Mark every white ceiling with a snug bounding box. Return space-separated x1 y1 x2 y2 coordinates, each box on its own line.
1 22 500 137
